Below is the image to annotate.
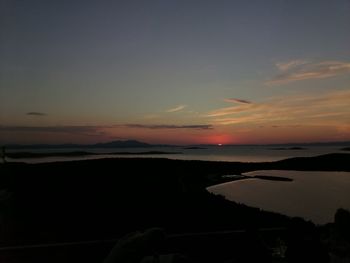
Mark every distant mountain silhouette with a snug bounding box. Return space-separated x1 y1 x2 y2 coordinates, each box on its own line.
6 140 153 149
91 140 152 148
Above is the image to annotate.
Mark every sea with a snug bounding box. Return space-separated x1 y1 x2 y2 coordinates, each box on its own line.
207 170 350 225
6 144 350 224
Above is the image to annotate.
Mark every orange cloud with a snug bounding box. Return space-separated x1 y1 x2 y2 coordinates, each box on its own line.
207 89 350 127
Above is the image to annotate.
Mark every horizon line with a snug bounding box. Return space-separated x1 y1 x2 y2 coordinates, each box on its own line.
2 139 350 147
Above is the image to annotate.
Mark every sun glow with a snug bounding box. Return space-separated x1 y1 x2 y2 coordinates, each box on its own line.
204 134 234 145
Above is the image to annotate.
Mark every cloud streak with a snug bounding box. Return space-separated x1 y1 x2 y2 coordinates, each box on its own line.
166 105 187 112
125 124 213 130
267 60 350 85
224 98 252 104
207 104 260 117
207 89 350 126
276 59 308 71
26 112 47 116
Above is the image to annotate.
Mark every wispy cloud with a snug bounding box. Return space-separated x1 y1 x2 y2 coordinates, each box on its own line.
125 124 213 130
267 60 350 85
26 112 47 116
207 89 350 126
207 104 260 117
166 105 187 113
224 98 252 104
276 59 308 71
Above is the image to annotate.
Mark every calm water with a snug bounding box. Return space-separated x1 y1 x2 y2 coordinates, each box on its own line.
207 170 350 224
6 145 347 163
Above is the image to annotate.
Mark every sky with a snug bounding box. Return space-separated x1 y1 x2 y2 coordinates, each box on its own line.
1 0 350 145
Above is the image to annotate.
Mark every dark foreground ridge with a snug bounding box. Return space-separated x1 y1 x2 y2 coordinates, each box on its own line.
0 153 349 262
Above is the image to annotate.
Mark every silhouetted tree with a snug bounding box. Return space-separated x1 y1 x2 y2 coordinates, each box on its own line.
0 146 6 163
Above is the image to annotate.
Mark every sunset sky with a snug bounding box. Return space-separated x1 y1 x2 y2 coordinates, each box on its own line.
1 0 350 145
